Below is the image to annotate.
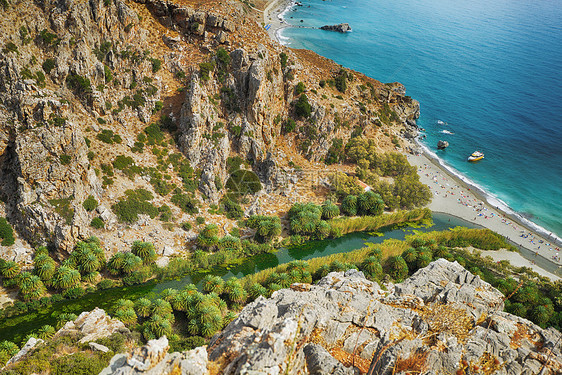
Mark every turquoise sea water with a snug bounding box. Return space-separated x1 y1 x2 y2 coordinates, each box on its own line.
279 0 562 240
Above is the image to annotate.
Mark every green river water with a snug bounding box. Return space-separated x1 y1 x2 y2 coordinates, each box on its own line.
0 213 480 344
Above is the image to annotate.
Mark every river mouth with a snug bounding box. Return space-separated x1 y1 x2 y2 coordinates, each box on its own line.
0 212 479 344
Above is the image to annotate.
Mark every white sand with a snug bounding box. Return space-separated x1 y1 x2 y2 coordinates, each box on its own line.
480 249 560 281
409 152 562 280
262 0 292 42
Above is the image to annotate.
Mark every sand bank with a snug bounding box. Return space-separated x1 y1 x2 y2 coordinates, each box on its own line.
262 0 293 42
409 152 562 280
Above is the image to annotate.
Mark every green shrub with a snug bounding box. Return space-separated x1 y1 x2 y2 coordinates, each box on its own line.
39 29 59 47
295 82 305 95
112 189 158 223
82 195 98 212
181 222 192 231
66 73 92 96
199 61 215 80
246 215 282 243
90 217 104 229
59 154 71 165
221 197 243 219
283 119 296 133
171 190 199 214
0 217 15 246
96 129 121 144
104 65 113 83
226 169 262 196
279 52 288 69
149 58 162 73
294 94 311 118
197 224 219 249
196 216 205 225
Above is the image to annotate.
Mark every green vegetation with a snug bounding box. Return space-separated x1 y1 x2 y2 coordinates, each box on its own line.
295 82 305 95
0 218 15 246
283 118 296 133
199 61 215 81
66 74 92 96
82 195 98 212
111 189 158 223
246 215 282 243
294 94 312 118
90 217 104 229
96 129 122 144
288 203 331 240
131 241 157 265
225 169 262 197
39 29 60 47
49 197 74 225
279 52 288 69
149 58 162 73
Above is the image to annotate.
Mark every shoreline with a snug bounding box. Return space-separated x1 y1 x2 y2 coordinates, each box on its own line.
260 0 561 280
262 0 293 43
407 149 561 280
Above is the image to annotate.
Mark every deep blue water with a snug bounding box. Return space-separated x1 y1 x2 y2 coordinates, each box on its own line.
279 0 562 239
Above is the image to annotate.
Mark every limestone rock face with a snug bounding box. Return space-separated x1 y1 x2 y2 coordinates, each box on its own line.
206 260 561 375
100 336 209 375
55 307 129 344
6 337 44 366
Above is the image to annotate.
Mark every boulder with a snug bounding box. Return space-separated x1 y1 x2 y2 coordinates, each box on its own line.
6 337 44 365
320 23 352 32
55 307 129 344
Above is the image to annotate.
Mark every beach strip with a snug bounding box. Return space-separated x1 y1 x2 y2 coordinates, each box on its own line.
408 151 561 280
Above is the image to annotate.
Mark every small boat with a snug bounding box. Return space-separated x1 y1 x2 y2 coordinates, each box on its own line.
467 151 484 162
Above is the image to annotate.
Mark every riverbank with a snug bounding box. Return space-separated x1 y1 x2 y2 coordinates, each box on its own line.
408 151 562 279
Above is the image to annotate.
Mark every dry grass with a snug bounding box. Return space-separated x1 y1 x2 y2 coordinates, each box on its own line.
420 303 474 345
392 349 429 374
330 346 372 374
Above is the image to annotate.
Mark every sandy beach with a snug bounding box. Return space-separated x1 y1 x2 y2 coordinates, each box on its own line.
408 151 561 280
262 0 293 42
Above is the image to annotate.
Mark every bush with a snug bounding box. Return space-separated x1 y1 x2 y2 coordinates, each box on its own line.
131 241 157 264
341 195 358 216
83 195 98 212
199 61 215 81
221 197 243 220
0 217 15 246
112 189 158 223
357 191 384 216
283 119 296 133
171 190 199 214
42 59 56 74
386 256 409 281
59 154 71 165
321 200 340 220
295 82 305 95
226 169 262 196
149 58 162 73
97 129 121 144
66 73 92 96
294 94 311 118
90 217 104 229
279 52 288 69
197 224 219 249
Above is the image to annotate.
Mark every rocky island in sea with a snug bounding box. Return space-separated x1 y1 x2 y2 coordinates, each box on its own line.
0 0 560 373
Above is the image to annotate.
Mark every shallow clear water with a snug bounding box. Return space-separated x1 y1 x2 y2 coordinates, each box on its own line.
280 0 562 239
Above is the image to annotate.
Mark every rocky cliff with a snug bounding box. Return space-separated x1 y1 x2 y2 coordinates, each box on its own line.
99 259 562 374
0 0 420 261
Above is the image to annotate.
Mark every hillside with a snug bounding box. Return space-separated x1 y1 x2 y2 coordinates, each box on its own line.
0 0 420 267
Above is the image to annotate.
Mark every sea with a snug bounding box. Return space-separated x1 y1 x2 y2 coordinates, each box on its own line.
278 0 562 241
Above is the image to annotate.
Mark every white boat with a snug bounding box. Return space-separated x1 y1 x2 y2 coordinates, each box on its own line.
467 151 484 162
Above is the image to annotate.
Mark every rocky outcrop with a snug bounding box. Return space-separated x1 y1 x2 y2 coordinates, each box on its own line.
320 23 352 33
100 336 208 375
205 259 561 374
437 140 449 149
55 307 129 344
6 337 44 366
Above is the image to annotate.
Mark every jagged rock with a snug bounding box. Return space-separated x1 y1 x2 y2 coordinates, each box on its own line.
6 337 44 365
89 342 110 353
320 23 352 32
206 260 561 375
55 307 129 344
304 344 357 375
437 140 449 149
100 337 208 375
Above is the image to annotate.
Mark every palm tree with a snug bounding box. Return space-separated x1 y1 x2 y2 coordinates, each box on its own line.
34 258 56 282
0 261 20 279
134 298 152 317
171 291 189 312
131 241 157 264
276 273 291 288
151 299 173 317
202 275 224 294
248 283 268 299
114 308 137 325
18 273 46 301
115 299 135 311
159 288 178 303
187 319 199 335
79 252 100 274
121 253 142 274
52 266 80 290
0 341 19 357
37 325 55 340
341 195 358 216
223 311 237 326
107 252 125 275
321 200 340 219
361 256 382 279
82 271 99 283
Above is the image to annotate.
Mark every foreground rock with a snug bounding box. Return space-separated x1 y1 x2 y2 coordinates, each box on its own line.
207 259 561 374
55 307 129 344
100 336 208 375
320 23 352 32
